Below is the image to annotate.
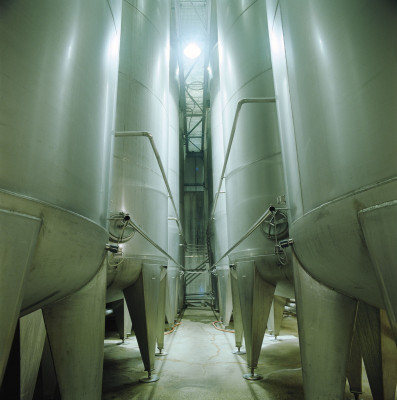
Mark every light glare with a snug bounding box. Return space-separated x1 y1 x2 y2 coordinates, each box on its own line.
184 43 201 59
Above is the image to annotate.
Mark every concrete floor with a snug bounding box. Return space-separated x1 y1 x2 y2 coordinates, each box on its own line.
102 307 372 400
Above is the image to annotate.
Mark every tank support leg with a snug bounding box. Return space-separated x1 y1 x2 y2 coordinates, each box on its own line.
165 266 178 329
359 201 397 344
267 295 288 339
139 370 159 383
0 210 41 386
110 298 132 342
0 309 46 399
293 253 357 400
243 367 262 381
230 267 245 355
236 260 275 380
347 326 363 398
42 261 106 400
355 303 397 399
37 336 59 399
156 268 168 356
20 309 47 400
124 263 163 382
217 266 233 327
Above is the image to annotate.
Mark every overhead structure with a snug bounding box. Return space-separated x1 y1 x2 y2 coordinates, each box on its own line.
174 0 213 305
0 0 121 397
175 0 210 154
267 0 397 398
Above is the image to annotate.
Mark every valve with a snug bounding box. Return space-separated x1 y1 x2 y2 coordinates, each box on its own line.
105 244 119 253
278 238 294 248
108 212 136 243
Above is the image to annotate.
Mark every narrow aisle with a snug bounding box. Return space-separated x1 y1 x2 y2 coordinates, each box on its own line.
102 308 306 399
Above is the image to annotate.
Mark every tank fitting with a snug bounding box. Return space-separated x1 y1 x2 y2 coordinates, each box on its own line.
278 238 294 248
105 244 119 253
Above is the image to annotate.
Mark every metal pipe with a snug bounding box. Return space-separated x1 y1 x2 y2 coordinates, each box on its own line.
115 131 184 241
126 216 185 270
208 98 276 226
211 206 275 269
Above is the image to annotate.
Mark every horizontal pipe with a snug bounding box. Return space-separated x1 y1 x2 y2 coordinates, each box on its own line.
185 271 207 274
115 131 185 241
126 217 184 270
208 98 276 228
211 206 275 269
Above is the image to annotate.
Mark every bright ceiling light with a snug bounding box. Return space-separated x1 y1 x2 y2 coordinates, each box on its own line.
183 43 201 59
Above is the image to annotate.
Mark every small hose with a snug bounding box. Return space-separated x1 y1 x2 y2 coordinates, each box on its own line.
212 321 235 333
164 322 182 335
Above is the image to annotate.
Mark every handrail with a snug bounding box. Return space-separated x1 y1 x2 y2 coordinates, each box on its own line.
210 206 275 270
126 216 185 270
115 131 185 242
208 98 276 228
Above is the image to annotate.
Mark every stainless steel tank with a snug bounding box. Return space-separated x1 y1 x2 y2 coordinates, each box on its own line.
216 0 293 378
209 44 232 327
106 0 170 300
267 0 397 398
0 0 121 390
166 51 182 328
105 0 170 381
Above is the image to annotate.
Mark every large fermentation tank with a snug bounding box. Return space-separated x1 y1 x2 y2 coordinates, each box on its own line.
268 0 397 308
166 51 182 327
105 0 170 380
209 44 232 326
216 0 293 376
0 0 121 387
0 0 119 312
217 0 289 278
267 0 397 397
107 0 170 300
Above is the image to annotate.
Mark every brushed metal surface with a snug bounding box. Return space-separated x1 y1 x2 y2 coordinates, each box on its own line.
236 261 275 370
43 263 107 400
0 0 120 342
230 268 244 350
267 295 287 338
123 264 165 374
107 1 171 305
165 266 179 326
268 0 397 306
293 256 357 400
216 0 289 282
0 210 41 386
216 266 233 327
276 0 397 214
209 44 229 269
347 330 362 396
0 0 121 227
209 45 232 325
166 55 182 325
110 0 170 261
0 192 109 314
354 303 397 399
359 200 397 341
268 4 397 397
109 298 132 340
20 310 46 400
156 269 168 352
